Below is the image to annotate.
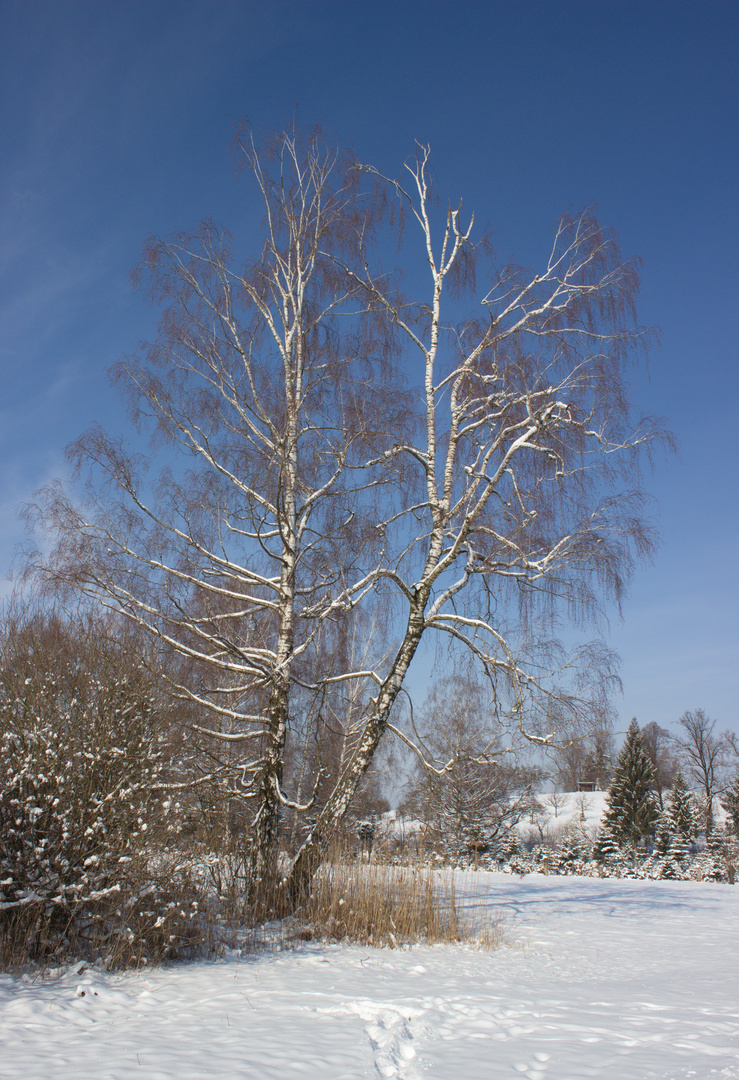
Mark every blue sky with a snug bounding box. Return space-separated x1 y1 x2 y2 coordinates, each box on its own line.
1 0 737 738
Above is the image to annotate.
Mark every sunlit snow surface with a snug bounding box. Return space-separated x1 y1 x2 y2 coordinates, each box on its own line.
1 873 737 1079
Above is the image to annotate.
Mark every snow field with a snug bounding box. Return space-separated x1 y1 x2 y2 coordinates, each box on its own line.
1 871 737 1079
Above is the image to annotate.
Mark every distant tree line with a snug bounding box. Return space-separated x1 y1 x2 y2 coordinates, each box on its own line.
395 712 738 879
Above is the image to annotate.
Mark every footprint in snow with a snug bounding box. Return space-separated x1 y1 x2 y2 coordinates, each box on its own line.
345 1001 424 1080
512 1051 551 1079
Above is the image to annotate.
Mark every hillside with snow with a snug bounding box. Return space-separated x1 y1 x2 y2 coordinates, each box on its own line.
517 790 610 846
515 788 729 847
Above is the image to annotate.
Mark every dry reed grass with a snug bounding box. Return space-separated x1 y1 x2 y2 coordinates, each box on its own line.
288 861 505 949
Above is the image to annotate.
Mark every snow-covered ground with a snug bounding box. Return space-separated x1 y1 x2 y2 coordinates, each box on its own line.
1 872 737 1079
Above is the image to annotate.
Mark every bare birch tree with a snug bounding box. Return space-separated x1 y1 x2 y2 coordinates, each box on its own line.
675 708 732 836
286 145 663 897
401 676 540 858
25 126 402 890
26 132 664 902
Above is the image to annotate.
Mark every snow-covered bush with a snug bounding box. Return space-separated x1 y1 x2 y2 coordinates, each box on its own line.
0 608 204 968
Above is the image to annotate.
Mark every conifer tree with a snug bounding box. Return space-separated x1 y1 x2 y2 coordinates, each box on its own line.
592 824 623 868
658 832 686 879
666 769 699 841
721 771 739 835
704 828 727 882
601 719 659 857
652 807 688 878
653 809 673 858
558 830 587 874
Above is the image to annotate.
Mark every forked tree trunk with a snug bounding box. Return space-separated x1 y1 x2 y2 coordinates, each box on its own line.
286 598 427 902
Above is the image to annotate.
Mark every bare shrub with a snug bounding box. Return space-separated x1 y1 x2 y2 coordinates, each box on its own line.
0 857 210 974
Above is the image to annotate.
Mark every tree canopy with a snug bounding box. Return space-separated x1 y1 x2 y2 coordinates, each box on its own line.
25 125 665 899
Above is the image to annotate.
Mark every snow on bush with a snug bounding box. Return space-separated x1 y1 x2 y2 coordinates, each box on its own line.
0 609 204 968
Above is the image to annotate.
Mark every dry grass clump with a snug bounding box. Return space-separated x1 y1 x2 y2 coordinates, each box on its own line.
291 861 504 949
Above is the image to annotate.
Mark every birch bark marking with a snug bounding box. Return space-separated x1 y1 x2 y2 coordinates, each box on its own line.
244 145 305 889
288 589 429 898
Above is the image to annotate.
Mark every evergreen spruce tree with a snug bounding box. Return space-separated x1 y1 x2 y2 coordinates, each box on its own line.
666 769 700 842
658 835 685 880
704 828 727 882
497 830 520 864
601 719 659 859
592 824 623 870
558 830 588 874
653 809 673 858
652 809 687 878
666 829 688 870
721 771 739 836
